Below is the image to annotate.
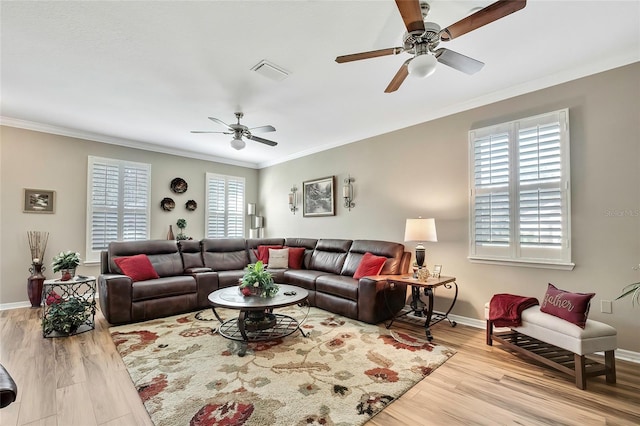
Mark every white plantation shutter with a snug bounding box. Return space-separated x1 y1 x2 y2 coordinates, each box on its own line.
469 109 572 268
86 157 150 262
206 173 245 238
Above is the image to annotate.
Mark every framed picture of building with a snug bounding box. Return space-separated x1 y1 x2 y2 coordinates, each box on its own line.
303 176 335 217
23 188 55 213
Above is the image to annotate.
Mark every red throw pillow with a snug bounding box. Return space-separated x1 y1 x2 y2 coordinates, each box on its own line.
253 245 283 264
540 283 595 328
286 247 306 269
353 252 387 280
114 254 159 282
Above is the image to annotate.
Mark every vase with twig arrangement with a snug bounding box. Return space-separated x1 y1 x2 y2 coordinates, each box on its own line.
27 231 49 307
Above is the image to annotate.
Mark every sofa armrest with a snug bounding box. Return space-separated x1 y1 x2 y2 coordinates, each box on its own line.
357 276 408 324
185 267 213 274
98 274 133 325
0 363 17 409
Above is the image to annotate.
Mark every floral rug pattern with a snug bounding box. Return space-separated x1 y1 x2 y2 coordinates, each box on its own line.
110 306 455 426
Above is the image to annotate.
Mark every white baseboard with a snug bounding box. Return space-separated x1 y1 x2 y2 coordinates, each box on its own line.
0 301 32 310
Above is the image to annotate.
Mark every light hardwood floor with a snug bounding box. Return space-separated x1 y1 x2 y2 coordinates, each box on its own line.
1 306 638 425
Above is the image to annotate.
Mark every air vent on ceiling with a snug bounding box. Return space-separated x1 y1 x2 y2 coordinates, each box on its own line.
251 60 290 82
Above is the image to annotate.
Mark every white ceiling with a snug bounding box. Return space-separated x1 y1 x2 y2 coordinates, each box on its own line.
2 1 639 169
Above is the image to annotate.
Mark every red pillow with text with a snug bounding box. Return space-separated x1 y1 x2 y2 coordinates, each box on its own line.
540 283 595 328
114 254 159 282
286 247 306 269
353 252 387 280
253 245 283 264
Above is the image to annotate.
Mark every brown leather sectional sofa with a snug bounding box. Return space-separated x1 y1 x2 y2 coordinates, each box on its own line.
98 237 411 326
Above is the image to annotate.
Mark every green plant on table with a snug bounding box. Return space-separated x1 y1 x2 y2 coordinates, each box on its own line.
52 251 81 272
239 261 279 297
43 295 92 335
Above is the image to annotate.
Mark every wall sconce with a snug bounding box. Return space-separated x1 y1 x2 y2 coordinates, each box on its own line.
288 186 298 214
343 175 355 211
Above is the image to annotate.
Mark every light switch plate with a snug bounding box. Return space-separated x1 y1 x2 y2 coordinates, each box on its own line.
601 300 613 314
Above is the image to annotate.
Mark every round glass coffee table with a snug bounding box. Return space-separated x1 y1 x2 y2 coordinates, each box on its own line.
208 284 309 356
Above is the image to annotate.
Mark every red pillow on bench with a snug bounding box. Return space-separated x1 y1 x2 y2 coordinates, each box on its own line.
353 252 387 280
540 283 595 328
114 254 159 282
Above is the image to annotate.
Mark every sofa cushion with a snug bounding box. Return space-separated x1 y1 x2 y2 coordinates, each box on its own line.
284 238 318 269
341 240 405 276
286 247 306 269
114 254 159 282
132 276 196 302
254 245 283 264
268 248 289 268
309 239 352 274
540 283 595 328
202 238 249 271
316 275 359 300
178 240 204 269
108 240 183 276
353 252 387 279
283 269 327 290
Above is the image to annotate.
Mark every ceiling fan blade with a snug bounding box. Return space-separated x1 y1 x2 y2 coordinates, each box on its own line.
384 60 410 93
435 48 485 75
190 130 229 134
336 47 403 63
395 0 426 34
249 125 276 133
207 116 232 130
247 134 278 147
440 0 526 41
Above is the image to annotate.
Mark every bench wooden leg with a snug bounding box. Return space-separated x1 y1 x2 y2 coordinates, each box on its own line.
605 350 616 384
486 320 493 346
574 354 586 390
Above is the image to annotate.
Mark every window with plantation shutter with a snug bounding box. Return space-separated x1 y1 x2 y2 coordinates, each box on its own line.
206 173 245 238
86 156 151 262
469 109 573 269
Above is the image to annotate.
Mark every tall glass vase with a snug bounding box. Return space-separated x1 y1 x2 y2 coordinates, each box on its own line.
27 263 46 308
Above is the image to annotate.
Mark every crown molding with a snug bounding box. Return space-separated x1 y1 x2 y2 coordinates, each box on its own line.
0 117 259 169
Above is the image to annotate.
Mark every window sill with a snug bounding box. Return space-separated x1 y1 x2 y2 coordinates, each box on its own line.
468 257 575 271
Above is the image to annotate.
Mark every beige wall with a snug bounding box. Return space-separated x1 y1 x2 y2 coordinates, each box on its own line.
259 63 640 352
0 127 258 304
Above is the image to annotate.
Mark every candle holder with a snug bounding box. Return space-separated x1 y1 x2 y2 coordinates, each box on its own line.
343 175 355 210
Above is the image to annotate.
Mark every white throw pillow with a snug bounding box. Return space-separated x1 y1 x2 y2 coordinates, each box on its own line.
268 248 289 269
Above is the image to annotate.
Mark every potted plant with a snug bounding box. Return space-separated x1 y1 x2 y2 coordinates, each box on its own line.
52 251 81 281
239 261 279 298
616 264 640 306
176 218 189 240
43 292 92 335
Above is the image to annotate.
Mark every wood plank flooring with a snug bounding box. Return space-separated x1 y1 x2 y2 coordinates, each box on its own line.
1 306 638 425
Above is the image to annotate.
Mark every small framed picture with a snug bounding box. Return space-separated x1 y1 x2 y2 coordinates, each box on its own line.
432 264 442 278
23 188 55 213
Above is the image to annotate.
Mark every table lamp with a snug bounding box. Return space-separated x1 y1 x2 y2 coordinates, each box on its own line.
404 218 438 269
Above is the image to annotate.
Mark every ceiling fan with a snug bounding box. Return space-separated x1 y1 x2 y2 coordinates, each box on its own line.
335 0 527 93
191 112 277 150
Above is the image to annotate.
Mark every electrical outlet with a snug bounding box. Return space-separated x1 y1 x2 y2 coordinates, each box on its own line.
601 300 613 314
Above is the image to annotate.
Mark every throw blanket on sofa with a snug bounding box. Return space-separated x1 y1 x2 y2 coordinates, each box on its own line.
489 294 539 327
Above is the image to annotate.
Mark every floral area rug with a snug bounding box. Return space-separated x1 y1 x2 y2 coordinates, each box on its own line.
110 305 455 426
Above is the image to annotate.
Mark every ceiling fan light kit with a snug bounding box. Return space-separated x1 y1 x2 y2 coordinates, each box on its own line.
191 112 277 151
335 0 527 92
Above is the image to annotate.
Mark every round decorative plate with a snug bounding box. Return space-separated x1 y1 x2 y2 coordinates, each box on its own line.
160 197 175 211
185 200 197 211
170 177 188 194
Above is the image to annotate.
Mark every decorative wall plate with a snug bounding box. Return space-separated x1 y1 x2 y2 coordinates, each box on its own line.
185 200 197 211
161 197 175 211
170 177 188 194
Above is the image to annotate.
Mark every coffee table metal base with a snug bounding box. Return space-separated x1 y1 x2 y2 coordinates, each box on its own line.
213 308 308 357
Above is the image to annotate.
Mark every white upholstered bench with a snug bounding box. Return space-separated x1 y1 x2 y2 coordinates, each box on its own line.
485 303 617 389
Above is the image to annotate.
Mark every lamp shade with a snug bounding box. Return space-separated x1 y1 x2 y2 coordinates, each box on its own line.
407 54 437 78
404 218 438 243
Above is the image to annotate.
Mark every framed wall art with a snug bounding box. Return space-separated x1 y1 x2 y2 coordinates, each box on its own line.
303 176 335 217
23 188 55 213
